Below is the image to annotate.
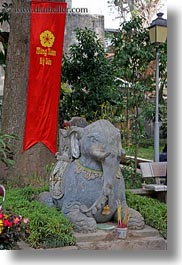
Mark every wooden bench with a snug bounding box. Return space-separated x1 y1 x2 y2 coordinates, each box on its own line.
0 185 5 211
138 162 167 202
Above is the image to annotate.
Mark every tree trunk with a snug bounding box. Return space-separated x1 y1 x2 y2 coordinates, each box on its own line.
1 0 64 185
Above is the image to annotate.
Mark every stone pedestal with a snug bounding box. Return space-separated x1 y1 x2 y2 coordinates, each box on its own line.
74 224 167 250
17 224 167 250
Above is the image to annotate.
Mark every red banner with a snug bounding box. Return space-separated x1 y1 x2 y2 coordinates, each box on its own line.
23 1 67 154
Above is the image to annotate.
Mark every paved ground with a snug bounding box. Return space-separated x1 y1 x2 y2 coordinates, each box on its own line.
17 224 167 251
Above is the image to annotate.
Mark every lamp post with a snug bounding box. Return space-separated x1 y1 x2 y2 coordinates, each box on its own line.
148 13 167 162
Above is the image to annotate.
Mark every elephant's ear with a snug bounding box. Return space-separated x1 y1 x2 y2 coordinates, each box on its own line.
67 127 83 158
58 129 72 160
71 133 80 158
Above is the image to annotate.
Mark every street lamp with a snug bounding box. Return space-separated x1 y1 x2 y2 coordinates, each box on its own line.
148 12 167 162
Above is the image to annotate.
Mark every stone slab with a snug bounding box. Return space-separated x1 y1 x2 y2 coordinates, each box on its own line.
76 236 167 250
17 224 167 251
74 225 160 243
74 224 167 250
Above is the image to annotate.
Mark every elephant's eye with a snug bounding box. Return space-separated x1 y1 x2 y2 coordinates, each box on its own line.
89 136 98 142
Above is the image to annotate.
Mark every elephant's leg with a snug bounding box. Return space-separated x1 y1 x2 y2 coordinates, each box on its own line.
127 207 145 229
62 201 97 231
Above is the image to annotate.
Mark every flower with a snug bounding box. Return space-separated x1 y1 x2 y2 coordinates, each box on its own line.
3 214 8 219
3 219 11 227
23 218 29 224
0 210 29 250
40 30 55 48
19 215 22 220
64 120 70 128
14 217 20 224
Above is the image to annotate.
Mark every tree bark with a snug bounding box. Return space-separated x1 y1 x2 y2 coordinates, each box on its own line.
1 0 65 185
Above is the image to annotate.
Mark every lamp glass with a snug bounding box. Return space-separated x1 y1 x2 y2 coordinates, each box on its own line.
149 25 167 44
156 26 167 43
149 27 156 44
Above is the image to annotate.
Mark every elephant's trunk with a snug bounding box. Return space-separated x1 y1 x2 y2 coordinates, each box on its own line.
80 152 120 216
92 151 111 161
102 154 120 196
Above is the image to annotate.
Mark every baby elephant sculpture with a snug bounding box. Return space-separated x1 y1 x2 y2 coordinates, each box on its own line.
49 119 144 231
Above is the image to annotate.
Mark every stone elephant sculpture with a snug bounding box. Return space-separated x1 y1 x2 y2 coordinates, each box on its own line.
48 119 144 231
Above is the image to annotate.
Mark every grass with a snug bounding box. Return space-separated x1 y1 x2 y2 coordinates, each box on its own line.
138 146 154 160
126 142 167 161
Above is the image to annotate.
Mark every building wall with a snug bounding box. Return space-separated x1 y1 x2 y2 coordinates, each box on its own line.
63 13 105 54
66 0 72 9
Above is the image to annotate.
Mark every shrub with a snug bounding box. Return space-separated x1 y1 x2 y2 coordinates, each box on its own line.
126 191 167 239
60 27 117 124
3 187 76 248
122 165 142 189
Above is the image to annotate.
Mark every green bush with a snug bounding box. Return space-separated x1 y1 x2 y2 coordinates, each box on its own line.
60 27 118 124
3 187 76 248
122 165 143 189
126 191 167 239
122 164 154 188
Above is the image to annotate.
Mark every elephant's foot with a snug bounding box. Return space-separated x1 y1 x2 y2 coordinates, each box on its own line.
62 204 97 232
127 207 145 230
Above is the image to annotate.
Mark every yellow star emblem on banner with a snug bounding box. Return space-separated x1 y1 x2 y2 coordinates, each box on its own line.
40 30 55 48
